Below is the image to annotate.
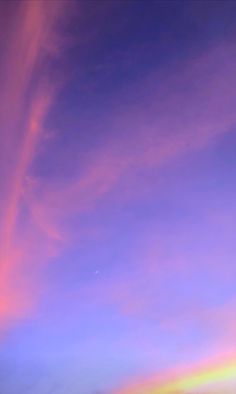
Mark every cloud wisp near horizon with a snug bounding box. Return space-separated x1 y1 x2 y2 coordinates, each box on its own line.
0 1 236 393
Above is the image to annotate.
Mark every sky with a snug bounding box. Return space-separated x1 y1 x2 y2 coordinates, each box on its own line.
0 1 236 393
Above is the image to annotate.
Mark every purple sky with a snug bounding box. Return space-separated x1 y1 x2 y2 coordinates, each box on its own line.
0 1 236 393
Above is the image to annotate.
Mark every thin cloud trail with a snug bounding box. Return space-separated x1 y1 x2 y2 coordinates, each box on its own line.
0 0 70 327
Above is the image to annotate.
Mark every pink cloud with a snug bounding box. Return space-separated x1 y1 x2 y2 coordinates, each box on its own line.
27 40 236 242
0 0 72 329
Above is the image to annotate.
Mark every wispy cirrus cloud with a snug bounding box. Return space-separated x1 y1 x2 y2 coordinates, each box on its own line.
0 0 72 329
27 40 236 237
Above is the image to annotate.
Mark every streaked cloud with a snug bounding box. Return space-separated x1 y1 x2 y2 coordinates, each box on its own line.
0 0 71 328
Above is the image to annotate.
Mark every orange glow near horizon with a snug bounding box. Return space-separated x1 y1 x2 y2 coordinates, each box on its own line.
117 357 236 394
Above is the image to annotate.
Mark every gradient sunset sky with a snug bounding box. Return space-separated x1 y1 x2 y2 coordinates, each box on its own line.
0 1 236 393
